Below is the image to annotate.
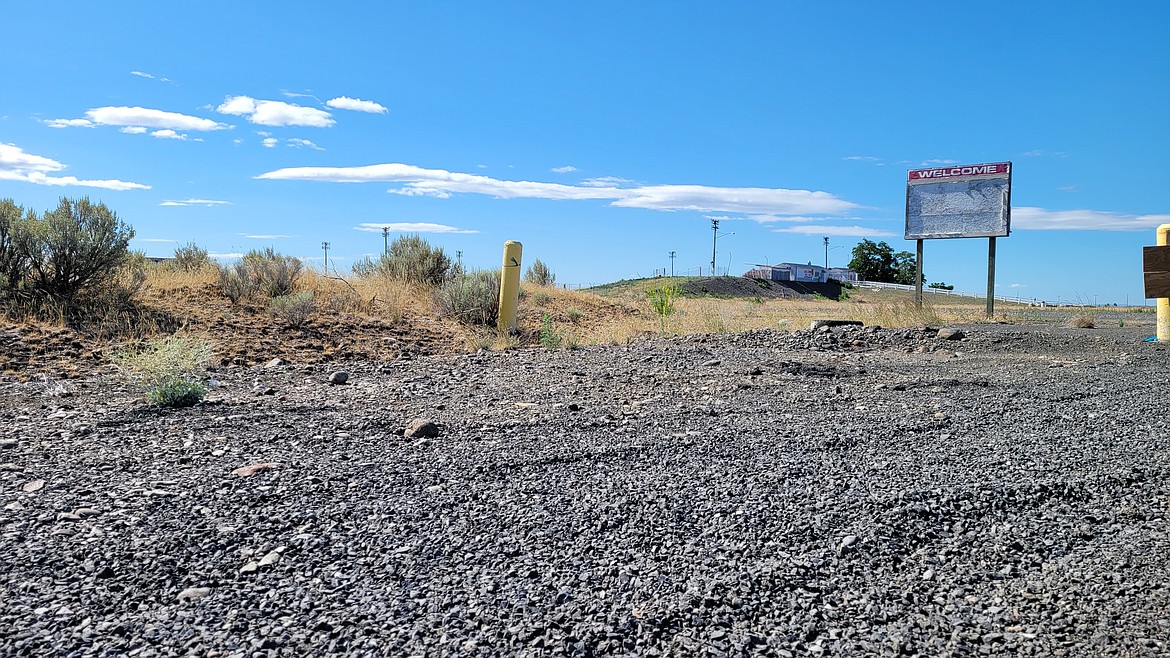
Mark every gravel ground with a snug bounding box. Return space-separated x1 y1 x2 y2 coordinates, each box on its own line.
1 323 1168 657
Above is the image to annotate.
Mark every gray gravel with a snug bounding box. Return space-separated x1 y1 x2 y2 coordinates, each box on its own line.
1 323 1168 656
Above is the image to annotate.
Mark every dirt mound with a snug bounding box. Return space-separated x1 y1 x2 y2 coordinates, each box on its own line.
677 276 843 300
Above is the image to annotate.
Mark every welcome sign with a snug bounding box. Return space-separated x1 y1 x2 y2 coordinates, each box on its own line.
905 162 1012 240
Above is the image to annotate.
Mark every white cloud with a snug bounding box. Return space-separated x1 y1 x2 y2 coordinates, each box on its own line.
160 199 231 207
151 129 188 140
551 165 577 173
121 126 148 134
288 138 323 150
325 96 388 114
43 118 94 129
262 137 279 148
131 71 155 79
209 252 244 260
844 155 881 162
136 238 177 243
1010 283 1027 288
85 106 228 131
240 233 295 239
920 158 959 166
1012 207 1170 231
772 225 898 237
355 222 479 234
0 142 149 191
256 163 858 216
217 96 334 127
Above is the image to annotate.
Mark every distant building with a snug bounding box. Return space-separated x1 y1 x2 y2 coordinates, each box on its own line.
745 262 851 283
827 267 859 283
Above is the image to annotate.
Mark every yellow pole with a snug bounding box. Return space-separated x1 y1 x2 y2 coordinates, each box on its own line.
1158 224 1170 341
497 240 523 334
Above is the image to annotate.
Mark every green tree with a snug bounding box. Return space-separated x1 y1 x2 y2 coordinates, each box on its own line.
23 197 135 299
848 239 922 284
0 199 28 290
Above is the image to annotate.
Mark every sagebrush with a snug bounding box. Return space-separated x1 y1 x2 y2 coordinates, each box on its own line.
112 334 213 407
434 269 501 325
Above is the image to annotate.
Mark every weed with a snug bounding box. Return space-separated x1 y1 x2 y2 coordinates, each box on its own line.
112 333 212 407
531 291 551 306
566 307 584 323
268 291 316 327
1068 314 1096 329
646 284 678 333
540 312 562 349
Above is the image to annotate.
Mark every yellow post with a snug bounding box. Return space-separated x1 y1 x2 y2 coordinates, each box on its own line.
497 240 523 334
1159 224 1170 342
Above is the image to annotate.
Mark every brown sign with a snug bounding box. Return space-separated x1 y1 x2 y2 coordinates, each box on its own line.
1144 245 1170 298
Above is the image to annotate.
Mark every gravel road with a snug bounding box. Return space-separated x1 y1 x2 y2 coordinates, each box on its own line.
2 323 1168 657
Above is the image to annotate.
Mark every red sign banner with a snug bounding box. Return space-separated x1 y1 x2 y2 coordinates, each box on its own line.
908 162 1011 181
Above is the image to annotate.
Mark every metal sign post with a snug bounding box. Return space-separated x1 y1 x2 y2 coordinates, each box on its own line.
905 162 1012 317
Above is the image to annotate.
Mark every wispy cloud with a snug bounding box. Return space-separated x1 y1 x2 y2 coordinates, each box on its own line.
844 155 881 162
136 238 177 243
240 233 295 239
258 163 858 216
160 198 231 207
217 96 334 127
288 138 323 150
1019 149 1067 158
920 158 959 166
0 142 150 191
130 70 155 79
551 165 577 173
262 137 279 148
355 222 479 234
580 176 636 188
1012 207 1170 231
771 225 898 237
76 106 228 131
325 96 388 114
42 118 94 129
1057 185 1077 192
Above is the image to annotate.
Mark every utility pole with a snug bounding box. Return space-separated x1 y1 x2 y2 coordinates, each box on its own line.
824 236 830 269
710 218 719 277
456 250 463 265
382 227 389 254
322 241 330 274
669 251 676 277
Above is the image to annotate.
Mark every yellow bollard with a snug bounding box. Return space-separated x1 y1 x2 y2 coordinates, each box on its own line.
497 241 523 334
1159 224 1170 342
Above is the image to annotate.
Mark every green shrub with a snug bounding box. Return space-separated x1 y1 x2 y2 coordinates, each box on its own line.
172 241 212 271
112 334 212 407
218 265 255 305
242 247 302 297
566 307 584 323
524 259 555 286
434 268 501 325
147 379 208 407
531 291 551 306
354 234 452 286
218 248 302 302
0 197 134 301
268 291 316 327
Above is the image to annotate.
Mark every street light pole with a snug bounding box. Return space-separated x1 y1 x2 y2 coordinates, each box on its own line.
824 236 829 269
382 227 389 254
322 241 330 274
669 251 676 277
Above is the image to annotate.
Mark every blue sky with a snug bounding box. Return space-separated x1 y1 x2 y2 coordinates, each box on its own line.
2 2 1167 305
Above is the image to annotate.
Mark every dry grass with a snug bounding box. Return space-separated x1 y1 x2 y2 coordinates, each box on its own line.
1067 314 1096 328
